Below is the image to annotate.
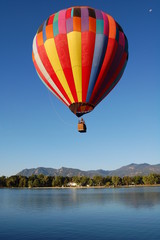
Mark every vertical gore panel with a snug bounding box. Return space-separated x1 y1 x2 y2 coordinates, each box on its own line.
58 10 67 34
46 24 54 39
88 8 96 18
82 31 96 102
37 32 43 46
36 44 72 105
54 34 78 102
73 17 81 32
103 12 109 36
66 8 72 18
89 17 96 33
33 36 70 105
86 34 108 102
53 12 59 36
95 57 127 106
81 8 89 32
71 8 74 17
66 18 73 33
92 32 125 105
33 55 69 106
89 39 117 103
67 31 82 102
44 38 74 103
73 8 81 17
107 14 117 38
89 14 117 103
95 9 103 19
96 20 104 34
42 21 47 43
47 14 55 25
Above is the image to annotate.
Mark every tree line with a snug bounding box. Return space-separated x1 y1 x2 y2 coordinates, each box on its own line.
1 173 160 188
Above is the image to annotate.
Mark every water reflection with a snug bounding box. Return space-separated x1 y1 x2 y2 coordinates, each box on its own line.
1 187 160 210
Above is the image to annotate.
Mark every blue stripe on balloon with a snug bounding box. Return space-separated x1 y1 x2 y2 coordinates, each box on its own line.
96 20 104 34
124 35 128 52
53 12 59 37
42 21 47 42
86 34 108 102
71 8 74 17
115 26 119 42
53 21 59 36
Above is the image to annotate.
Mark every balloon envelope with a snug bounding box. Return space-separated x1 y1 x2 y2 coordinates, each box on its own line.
32 6 128 117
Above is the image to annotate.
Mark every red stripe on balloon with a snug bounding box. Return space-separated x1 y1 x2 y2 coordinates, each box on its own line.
81 31 96 102
37 44 72 105
54 34 78 102
93 52 127 106
89 38 118 104
92 31 126 105
33 55 69 106
66 8 72 19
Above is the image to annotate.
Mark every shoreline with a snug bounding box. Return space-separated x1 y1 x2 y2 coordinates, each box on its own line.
1 184 160 189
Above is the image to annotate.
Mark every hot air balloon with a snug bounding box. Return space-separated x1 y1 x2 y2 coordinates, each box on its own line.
32 6 128 133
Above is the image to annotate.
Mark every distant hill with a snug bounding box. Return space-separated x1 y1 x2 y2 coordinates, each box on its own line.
16 163 160 177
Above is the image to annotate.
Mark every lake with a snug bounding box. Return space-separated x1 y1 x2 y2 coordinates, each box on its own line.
0 187 160 240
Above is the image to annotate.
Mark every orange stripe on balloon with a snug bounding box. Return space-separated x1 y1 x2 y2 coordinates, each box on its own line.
37 32 44 46
46 24 54 39
73 17 81 31
89 17 96 33
107 14 117 38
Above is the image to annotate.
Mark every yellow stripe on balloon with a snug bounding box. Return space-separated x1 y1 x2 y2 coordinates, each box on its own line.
67 32 82 102
44 38 74 103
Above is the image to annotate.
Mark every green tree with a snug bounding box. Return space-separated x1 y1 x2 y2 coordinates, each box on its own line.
93 176 104 186
142 176 149 185
122 176 132 186
0 176 6 187
19 176 28 187
28 175 36 188
88 178 94 186
106 181 111 187
52 176 64 187
63 177 70 187
6 176 19 187
112 176 122 187
104 176 112 186
28 180 34 188
72 176 81 185
143 174 157 185
37 174 45 186
42 176 53 187
33 179 41 187
80 176 89 186
152 174 160 184
132 176 143 185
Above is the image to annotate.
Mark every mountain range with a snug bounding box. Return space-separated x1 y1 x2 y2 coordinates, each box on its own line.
17 163 160 177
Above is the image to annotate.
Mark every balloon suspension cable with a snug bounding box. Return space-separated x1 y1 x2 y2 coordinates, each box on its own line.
47 91 73 127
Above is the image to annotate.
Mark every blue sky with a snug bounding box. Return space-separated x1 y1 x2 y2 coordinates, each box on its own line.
0 0 159 176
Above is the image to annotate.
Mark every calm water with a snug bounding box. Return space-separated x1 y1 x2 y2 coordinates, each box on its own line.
0 187 160 240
